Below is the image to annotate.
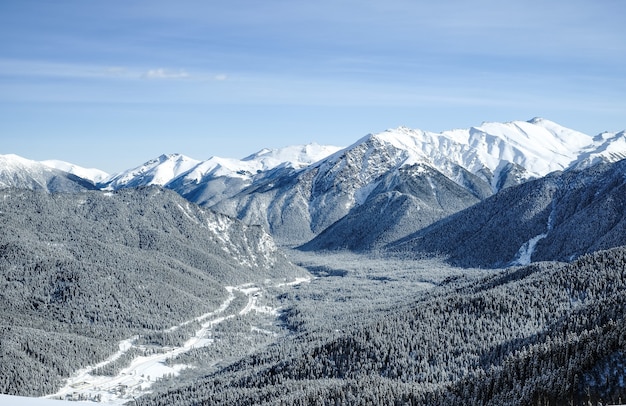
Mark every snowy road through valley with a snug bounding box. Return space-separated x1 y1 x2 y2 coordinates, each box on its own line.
44 278 310 404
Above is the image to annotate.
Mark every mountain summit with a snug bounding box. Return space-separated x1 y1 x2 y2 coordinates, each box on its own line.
352 118 623 193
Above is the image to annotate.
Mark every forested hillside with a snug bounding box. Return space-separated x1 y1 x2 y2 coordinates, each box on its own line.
138 247 626 405
388 159 626 267
0 187 304 396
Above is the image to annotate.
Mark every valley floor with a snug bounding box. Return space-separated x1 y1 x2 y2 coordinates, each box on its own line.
12 248 625 405
44 276 311 404
43 251 484 405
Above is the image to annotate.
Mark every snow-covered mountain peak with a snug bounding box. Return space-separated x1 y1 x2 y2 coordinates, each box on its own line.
242 143 343 169
571 130 626 169
2 154 110 186
0 154 99 192
369 127 427 152
182 156 256 182
320 119 625 195
41 159 109 183
0 153 45 170
145 153 196 167
102 153 201 189
180 143 343 184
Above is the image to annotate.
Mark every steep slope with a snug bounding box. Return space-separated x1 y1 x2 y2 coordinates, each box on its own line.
300 163 483 251
0 187 304 396
215 118 626 246
388 159 626 267
0 154 99 192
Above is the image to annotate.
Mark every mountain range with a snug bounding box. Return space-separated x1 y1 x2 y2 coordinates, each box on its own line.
2 118 626 264
3 117 626 404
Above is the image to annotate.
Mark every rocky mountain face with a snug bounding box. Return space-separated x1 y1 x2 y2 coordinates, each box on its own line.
299 163 482 251
387 159 626 267
212 119 626 246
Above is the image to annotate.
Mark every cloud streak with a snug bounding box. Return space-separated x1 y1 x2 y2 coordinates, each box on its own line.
143 68 190 80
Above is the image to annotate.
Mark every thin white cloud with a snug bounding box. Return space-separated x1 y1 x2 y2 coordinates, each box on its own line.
143 68 190 79
104 66 128 77
214 74 228 81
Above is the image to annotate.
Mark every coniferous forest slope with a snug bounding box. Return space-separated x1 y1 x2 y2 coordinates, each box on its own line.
0 187 304 397
386 159 626 267
139 247 626 406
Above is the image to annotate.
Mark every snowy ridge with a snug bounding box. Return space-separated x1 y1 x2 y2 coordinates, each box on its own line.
41 160 109 184
180 143 342 183
100 144 342 189
572 130 626 169
350 118 619 193
102 153 201 189
0 153 55 175
5 118 623 197
300 117 621 216
0 154 97 191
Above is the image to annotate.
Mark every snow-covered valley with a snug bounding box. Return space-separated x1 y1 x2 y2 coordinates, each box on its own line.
46 277 311 404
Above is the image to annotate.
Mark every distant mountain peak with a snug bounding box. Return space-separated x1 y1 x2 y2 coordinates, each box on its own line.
0 154 99 192
41 159 109 183
158 152 183 160
242 143 343 169
102 153 201 189
99 143 343 191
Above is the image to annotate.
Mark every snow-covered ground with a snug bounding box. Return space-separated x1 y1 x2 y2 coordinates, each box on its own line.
0 394 93 405
510 200 557 266
43 278 310 405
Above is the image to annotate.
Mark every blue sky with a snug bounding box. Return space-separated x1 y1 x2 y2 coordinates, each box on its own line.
1 0 625 173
